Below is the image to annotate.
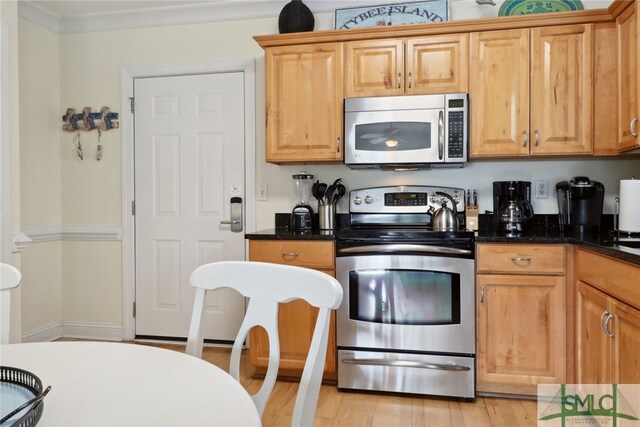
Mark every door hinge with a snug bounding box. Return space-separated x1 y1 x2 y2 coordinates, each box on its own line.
131 200 135 215
133 301 136 318
129 97 134 114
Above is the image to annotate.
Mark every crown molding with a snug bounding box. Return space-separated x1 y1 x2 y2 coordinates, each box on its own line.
17 1 62 33
18 0 394 34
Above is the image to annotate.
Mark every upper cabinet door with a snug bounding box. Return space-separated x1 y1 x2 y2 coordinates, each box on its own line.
265 43 344 163
470 29 530 158
530 25 594 155
344 39 404 98
405 34 469 95
617 4 639 151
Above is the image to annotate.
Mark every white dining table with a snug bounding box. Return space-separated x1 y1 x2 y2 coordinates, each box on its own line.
0 341 262 426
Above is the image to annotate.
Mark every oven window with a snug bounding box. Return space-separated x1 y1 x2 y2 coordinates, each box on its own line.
354 122 430 152
348 269 460 325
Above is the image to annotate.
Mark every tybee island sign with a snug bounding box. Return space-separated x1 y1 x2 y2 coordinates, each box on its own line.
334 0 448 30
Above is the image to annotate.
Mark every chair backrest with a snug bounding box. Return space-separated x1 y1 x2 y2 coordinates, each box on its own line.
1 263 22 344
185 261 343 427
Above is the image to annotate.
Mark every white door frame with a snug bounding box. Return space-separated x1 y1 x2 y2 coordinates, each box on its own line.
0 22 12 262
120 60 256 341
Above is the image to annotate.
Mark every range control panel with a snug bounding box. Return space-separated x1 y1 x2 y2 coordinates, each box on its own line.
350 185 465 214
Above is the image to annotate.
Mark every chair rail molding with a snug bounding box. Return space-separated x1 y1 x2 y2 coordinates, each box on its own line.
22 225 122 243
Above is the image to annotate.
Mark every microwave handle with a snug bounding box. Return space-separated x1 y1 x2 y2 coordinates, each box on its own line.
438 110 444 160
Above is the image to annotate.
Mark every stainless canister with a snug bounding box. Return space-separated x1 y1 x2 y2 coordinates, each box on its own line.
318 204 336 230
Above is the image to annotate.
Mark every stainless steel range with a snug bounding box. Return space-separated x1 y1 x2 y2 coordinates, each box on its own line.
336 185 475 399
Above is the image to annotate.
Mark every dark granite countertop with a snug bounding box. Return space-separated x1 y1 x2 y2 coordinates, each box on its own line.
246 213 640 265
245 227 337 241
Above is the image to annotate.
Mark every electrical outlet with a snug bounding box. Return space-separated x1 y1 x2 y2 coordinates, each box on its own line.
258 185 268 201
535 180 548 199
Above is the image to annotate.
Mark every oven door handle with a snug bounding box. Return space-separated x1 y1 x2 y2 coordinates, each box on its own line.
342 357 470 372
338 244 471 255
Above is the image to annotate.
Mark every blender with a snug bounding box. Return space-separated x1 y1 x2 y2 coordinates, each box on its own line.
290 172 315 230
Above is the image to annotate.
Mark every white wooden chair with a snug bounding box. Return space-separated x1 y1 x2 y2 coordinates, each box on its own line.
0 263 22 344
186 261 343 427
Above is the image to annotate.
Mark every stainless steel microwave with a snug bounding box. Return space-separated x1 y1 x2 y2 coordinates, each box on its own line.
344 93 468 169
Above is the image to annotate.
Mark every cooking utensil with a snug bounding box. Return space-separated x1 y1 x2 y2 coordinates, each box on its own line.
318 183 327 203
334 184 346 204
0 386 51 424
466 190 471 208
325 185 336 204
312 181 324 205
473 190 477 208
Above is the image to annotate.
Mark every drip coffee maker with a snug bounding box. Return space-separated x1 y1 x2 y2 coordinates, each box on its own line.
493 181 534 233
290 172 315 231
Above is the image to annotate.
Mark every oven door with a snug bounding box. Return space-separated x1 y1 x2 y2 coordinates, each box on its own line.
344 109 444 166
336 254 475 355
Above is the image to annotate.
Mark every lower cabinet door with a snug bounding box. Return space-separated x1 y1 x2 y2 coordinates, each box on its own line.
249 299 336 376
611 298 640 384
477 274 565 395
576 281 612 384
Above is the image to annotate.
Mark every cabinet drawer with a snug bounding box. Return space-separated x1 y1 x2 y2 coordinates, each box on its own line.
477 244 565 275
575 247 640 309
249 240 335 270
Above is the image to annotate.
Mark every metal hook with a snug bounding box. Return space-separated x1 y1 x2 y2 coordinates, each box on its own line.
75 132 83 160
96 129 103 161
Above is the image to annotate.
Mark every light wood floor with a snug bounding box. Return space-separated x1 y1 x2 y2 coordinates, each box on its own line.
136 342 538 427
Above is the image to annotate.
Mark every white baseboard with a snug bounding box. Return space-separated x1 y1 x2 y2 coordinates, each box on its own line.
22 321 123 342
21 322 64 342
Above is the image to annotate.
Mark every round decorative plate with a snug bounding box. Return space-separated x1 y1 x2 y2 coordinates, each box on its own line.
499 0 584 16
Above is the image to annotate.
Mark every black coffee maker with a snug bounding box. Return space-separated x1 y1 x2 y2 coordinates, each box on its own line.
556 176 604 234
493 181 534 233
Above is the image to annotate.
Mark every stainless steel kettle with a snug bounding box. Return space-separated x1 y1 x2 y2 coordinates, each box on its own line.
429 191 459 230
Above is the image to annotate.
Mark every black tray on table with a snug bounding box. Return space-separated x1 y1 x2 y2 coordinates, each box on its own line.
0 366 45 427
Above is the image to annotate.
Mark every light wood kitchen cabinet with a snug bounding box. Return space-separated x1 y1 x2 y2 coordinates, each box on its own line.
616 2 640 152
476 244 566 395
574 248 640 384
248 240 337 379
264 43 343 163
344 34 468 98
470 25 593 158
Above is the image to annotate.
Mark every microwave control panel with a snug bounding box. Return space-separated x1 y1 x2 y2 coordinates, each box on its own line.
446 95 467 160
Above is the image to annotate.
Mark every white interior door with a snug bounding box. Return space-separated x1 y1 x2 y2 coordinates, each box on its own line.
134 72 245 341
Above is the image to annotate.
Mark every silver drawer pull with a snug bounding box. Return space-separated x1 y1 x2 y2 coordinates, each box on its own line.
342 357 470 372
282 252 299 257
511 257 531 262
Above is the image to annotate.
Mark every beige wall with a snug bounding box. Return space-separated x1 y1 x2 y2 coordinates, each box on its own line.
17 3 640 338
2 0 22 342
18 18 62 335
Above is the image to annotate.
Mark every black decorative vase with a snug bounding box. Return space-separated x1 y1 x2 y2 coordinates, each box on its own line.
278 0 315 34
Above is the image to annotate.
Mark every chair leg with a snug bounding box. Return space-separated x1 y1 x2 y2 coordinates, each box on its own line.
185 289 206 357
292 308 331 427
